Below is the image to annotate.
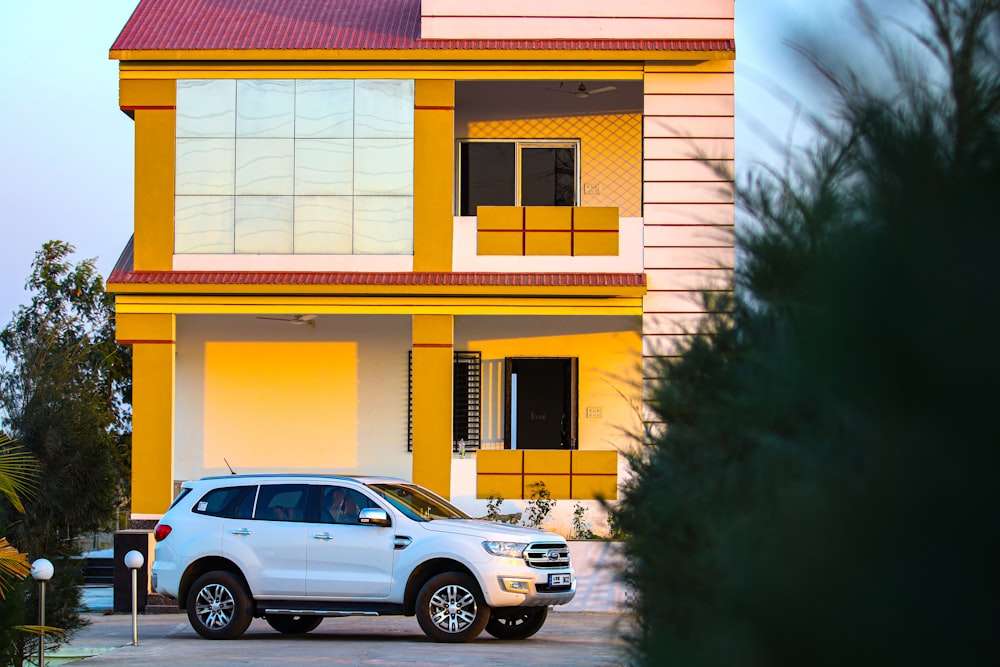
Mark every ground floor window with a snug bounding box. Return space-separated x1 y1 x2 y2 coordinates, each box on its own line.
504 357 578 450
406 353 578 452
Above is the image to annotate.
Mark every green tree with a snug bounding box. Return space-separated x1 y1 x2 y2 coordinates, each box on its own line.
0 241 131 664
617 1 999 665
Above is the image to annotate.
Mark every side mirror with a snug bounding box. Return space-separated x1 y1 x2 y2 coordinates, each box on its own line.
359 508 391 527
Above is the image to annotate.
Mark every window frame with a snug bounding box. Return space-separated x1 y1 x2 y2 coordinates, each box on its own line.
456 139 581 215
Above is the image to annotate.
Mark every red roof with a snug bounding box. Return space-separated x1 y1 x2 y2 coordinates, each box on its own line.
107 238 646 290
110 0 735 53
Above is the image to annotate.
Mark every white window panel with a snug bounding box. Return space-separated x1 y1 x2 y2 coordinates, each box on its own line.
175 196 235 253
354 80 414 139
294 196 354 254
235 196 294 253
237 80 295 138
176 138 236 195
354 139 413 196
295 80 354 138
176 79 236 138
295 139 353 195
353 196 413 254
236 138 295 195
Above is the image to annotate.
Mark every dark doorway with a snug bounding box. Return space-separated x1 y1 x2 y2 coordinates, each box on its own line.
504 357 578 450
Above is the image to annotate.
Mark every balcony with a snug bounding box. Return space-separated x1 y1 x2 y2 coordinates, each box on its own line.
452 208 643 273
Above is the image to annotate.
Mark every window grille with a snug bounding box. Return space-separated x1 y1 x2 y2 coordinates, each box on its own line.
407 351 482 452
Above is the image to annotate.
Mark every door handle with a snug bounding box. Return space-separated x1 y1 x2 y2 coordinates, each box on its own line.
230 528 252 536
312 533 334 541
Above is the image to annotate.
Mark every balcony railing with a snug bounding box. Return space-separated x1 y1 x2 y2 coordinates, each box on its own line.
452 207 644 273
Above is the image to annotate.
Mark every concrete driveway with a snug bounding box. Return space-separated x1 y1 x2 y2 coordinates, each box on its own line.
49 611 632 666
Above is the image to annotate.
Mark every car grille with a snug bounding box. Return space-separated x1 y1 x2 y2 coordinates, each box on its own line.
524 542 571 569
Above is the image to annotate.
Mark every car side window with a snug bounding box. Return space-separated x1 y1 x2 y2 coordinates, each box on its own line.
320 486 376 525
255 484 310 522
192 485 256 518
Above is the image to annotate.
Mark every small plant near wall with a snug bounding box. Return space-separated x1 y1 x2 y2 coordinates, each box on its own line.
606 504 627 540
484 494 521 524
485 494 503 522
571 502 594 540
523 482 556 529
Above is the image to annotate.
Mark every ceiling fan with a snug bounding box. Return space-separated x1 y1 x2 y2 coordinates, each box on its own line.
546 82 618 98
256 314 318 327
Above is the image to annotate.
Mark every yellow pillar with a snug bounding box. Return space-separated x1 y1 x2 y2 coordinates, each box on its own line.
410 314 454 497
116 313 176 518
413 80 455 272
121 79 176 271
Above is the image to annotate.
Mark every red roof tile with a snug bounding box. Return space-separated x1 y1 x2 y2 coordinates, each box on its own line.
110 0 735 53
107 238 646 290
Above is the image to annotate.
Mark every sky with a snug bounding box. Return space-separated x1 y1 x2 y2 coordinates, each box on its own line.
0 0 913 329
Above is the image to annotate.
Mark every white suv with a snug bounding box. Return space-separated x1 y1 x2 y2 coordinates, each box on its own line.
151 474 576 642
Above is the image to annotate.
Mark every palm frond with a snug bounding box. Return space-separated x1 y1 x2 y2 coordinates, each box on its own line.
0 537 31 599
0 435 39 513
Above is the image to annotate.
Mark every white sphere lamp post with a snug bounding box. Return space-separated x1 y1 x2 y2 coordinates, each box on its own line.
30 558 54 667
124 550 145 646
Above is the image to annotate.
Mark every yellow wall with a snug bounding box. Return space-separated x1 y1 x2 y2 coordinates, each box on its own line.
457 314 641 489
476 449 618 500
410 315 454 497
124 79 176 271
203 342 359 468
117 312 176 517
413 80 455 271
477 206 618 256
173 314 413 481
461 113 642 217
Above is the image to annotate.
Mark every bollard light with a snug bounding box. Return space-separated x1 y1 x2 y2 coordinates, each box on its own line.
31 558 54 667
125 550 145 646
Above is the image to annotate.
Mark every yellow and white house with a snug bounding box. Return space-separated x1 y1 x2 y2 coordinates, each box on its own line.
108 0 735 526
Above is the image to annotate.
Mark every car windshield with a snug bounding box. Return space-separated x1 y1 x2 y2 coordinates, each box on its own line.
366 483 470 522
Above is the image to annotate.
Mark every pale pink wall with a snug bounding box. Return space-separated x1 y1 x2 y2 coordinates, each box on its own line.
420 0 734 40
642 62 735 391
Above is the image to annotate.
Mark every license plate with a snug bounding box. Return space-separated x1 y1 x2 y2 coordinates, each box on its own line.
548 573 572 588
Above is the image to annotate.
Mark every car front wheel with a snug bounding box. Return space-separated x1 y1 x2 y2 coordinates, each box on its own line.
484 606 548 639
187 570 254 640
415 572 490 643
265 614 323 634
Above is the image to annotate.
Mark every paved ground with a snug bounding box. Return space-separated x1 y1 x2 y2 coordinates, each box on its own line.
48 610 633 666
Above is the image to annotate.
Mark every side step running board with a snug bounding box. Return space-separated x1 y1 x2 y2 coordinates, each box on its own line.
263 609 380 617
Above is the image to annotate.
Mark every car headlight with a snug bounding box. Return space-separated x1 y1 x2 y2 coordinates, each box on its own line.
482 541 528 558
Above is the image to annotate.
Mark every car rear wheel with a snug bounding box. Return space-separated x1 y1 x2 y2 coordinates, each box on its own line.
415 572 490 643
265 614 323 634
484 606 549 639
187 570 254 640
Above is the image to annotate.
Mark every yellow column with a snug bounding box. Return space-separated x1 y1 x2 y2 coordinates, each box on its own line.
413 80 455 272
410 314 454 497
121 79 176 271
116 313 176 518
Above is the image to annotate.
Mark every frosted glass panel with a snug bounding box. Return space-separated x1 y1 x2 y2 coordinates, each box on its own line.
175 196 234 253
175 78 415 255
354 139 413 196
235 196 293 253
176 139 236 194
295 139 353 195
236 139 294 195
176 80 236 138
354 80 414 139
294 196 353 253
296 80 354 138
353 196 413 254
237 80 295 138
